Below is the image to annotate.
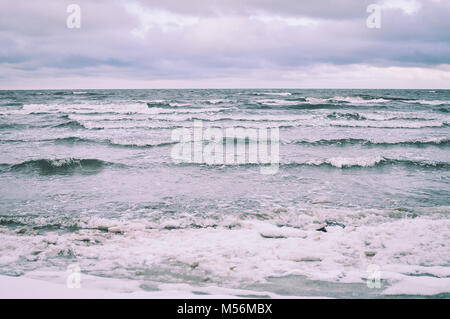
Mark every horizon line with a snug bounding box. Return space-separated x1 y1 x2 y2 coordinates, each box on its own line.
1 88 449 91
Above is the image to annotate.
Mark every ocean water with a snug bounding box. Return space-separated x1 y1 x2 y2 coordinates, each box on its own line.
0 89 449 298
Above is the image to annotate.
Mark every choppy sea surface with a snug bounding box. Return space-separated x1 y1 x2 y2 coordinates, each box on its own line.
0 89 449 298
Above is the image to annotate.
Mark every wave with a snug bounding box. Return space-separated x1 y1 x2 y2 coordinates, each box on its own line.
405 100 450 106
1 102 23 107
0 135 180 149
354 94 414 101
53 136 179 149
292 138 450 147
286 97 307 102
302 96 389 105
77 121 185 130
252 99 300 109
322 94 448 104
339 94 438 103
326 112 436 122
252 95 449 108
294 157 450 169
71 91 105 96
146 101 230 113
52 91 71 96
52 120 87 129
51 136 98 144
331 121 448 129
168 102 192 107
56 117 448 130
147 101 173 108
251 92 292 96
7 158 118 175
249 97 390 109
249 102 341 110
174 157 450 169
0 123 26 130
327 112 368 121
204 99 229 105
1 137 99 144
330 96 390 104
68 91 104 96
107 139 178 148
5 102 223 117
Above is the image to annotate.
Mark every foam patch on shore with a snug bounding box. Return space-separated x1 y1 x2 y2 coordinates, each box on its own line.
0 273 310 299
0 208 448 297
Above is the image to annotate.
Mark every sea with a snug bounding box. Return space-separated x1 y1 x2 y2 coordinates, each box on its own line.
0 89 449 298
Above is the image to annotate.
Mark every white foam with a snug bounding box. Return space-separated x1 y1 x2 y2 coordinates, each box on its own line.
257 99 300 106
304 96 389 105
382 276 450 296
1 211 449 296
297 156 387 168
257 92 292 96
108 138 174 147
324 156 385 168
205 99 229 104
331 120 445 128
406 100 449 106
305 97 328 104
0 273 304 298
169 102 192 107
6 104 227 117
331 96 390 104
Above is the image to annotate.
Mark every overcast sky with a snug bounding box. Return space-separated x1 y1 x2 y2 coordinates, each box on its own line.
0 0 449 89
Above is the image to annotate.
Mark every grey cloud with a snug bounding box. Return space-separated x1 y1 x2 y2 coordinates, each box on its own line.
0 0 449 87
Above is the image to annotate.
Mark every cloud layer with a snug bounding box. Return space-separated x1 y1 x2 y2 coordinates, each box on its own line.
0 0 449 89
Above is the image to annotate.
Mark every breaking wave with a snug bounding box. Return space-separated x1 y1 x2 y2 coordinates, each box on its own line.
52 120 87 129
292 138 450 147
282 157 450 169
174 157 450 170
7 158 118 175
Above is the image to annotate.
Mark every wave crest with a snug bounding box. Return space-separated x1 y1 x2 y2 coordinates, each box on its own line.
9 158 116 175
283 157 450 169
292 138 450 147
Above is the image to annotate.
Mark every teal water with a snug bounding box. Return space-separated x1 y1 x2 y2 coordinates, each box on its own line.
0 89 449 297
